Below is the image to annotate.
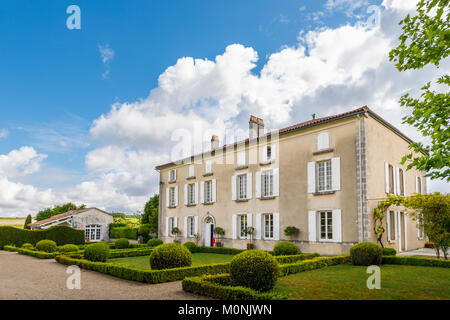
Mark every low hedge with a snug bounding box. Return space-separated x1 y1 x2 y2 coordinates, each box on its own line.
109 248 153 258
382 248 397 256
182 274 286 300
0 226 84 248
382 256 450 268
279 255 351 277
194 246 245 255
4 245 19 252
274 253 320 264
18 248 58 259
55 255 230 284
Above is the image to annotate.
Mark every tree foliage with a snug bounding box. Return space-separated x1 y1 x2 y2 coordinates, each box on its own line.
23 214 32 229
142 194 159 235
36 203 86 221
389 0 450 181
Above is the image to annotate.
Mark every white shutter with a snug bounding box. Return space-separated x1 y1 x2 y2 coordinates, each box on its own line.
332 209 342 242
331 157 341 191
308 211 316 242
165 217 169 237
205 161 212 174
231 175 236 200
255 171 262 198
238 151 245 166
194 216 198 235
394 211 398 241
200 181 205 204
247 214 252 229
402 170 406 196
317 132 329 150
246 172 252 199
194 182 199 204
174 186 179 206
212 179 217 203
273 168 280 196
271 144 277 161
189 164 194 177
174 169 177 181
174 217 178 228
255 213 262 240
395 167 400 195
273 212 280 241
403 214 408 251
184 184 188 205
385 162 390 193
393 166 398 195
387 211 391 241
232 214 237 239
184 217 188 237
166 188 170 208
261 146 267 163
307 162 316 193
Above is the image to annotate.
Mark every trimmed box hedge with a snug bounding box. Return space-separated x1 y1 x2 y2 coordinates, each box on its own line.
0 226 84 249
55 255 231 284
279 255 351 277
274 253 320 264
182 274 286 300
382 256 450 268
109 247 153 258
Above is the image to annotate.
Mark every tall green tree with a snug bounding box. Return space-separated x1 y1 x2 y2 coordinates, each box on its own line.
23 214 32 229
142 194 159 235
36 203 86 221
389 0 450 181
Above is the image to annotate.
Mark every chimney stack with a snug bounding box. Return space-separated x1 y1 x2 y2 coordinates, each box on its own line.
249 115 264 140
211 135 219 150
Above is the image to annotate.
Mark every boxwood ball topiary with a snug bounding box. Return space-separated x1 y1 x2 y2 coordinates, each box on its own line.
149 243 192 270
35 240 57 253
147 238 163 247
59 244 79 253
273 241 301 256
350 242 382 266
84 242 110 262
183 241 197 253
21 243 34 250
230 250 279 292
115 238 130 249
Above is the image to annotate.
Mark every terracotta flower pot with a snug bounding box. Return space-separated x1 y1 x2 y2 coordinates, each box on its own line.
247 243 254 250
215 242 223 247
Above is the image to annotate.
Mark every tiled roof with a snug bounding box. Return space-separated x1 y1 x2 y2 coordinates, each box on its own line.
28 209 89 226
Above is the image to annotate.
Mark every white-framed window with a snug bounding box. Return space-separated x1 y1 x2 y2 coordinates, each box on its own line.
169 169 176 182
263 213 274 239
237 151 246 167
399 169 405 195
188 183 195 205
319 211 333 241
205 180 213 203
85 224 101 241
316 160 332 192
205 161 212 174
169 187 176 207
168 217 175 236
262 170 273 197
188 164 195 178
417 177 422 194
388 164 394 194
387 211 397 241
239 215 248 239
266 146 272 162
187 216 195 237
317 132 330 150
237 174 247 200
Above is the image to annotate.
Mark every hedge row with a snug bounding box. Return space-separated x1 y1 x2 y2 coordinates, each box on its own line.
109 226 138 239
191 246 246 255
182 274 286 300
55 255 230 284
109 248 153 258
279 255 351 277
0 226 84 249
274 253 320 264
382 256 450 268
3 245 84 259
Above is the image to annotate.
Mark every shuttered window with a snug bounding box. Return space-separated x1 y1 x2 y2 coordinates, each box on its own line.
237 174 247 200
262 170 273 197
188 184 195 205
239 215 248 238
169 187 176 207
319 211 333 240
205 180 212 203
317 160 332 192
263 213 274 239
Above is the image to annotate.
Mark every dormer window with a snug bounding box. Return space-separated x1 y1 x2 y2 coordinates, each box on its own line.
205 161 212 174
317 132 330 151
237 151 246 167
188 164 195 178
169 169 176 182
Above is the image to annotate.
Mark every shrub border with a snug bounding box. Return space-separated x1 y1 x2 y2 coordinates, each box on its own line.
382 256 450 268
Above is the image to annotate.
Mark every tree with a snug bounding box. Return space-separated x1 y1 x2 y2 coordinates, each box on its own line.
36 203 86 221
142 194 159 235
389 0 450 181
23 214 32 229
284 226 300 241
110 212 126 219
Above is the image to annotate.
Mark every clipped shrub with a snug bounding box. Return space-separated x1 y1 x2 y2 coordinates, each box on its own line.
183 242 197 253
147 238 163 247
350 242 382 266
84 242 110 262
382 248 396 256
21 243 34 249
273 241 301 256
149 243 192 270
230 250 279 292
115 238 130 249
59 244 79 253
35 240 57 253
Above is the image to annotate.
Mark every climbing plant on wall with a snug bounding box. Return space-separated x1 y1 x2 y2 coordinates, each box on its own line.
373 195 405 248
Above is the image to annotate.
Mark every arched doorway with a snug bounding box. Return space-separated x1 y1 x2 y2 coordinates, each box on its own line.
203 215 215 247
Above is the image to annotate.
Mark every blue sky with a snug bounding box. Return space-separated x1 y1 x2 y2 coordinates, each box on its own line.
0 0 448 216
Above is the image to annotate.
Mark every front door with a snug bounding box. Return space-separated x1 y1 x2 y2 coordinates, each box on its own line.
204 222 215 247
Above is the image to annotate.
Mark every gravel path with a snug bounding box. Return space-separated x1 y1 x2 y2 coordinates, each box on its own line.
0 251 206 300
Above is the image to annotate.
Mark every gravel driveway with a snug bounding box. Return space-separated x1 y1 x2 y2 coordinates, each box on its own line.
0 251 206 300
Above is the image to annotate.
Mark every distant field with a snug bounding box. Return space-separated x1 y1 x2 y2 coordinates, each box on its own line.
0 218 30 228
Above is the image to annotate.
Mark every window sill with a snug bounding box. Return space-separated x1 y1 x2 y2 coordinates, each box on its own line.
235 165 248 170
203 202 214 205
168 206 177 209
313 190 335 196
186 204 196 207
235 199 249 202
313 148 334 155
388 240 397 243
259 196 276 200
203 172 213 177
186 176 196 180
168 180 177 184
259 160 275 166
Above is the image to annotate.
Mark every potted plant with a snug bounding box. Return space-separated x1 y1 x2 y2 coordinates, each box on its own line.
214 227 225 247
172 227 181 243
284 226 300 241
243 226 255 249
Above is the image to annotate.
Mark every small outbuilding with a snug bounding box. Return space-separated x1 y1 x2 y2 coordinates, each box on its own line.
28 208 114 242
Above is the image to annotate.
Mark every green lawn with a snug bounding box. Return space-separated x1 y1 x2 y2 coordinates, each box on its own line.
273 264 450 300
108 253 234 269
